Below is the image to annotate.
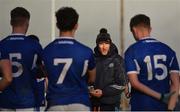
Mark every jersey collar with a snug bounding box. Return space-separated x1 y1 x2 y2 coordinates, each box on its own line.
11 33 25 36
140 36 155 40
58 36 74 40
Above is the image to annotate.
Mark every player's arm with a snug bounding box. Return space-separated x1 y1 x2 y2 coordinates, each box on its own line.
36 42 47 79
87 68 96 84
87 50 96 84
128 73 161 100
88 51 102 97
0 59 12 91
36 57 48 79
88 68 103 98
168 72 179 110
167 54 180 110
88 67 102 98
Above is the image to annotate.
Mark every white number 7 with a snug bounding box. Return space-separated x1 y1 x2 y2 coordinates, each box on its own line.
54 58 72 84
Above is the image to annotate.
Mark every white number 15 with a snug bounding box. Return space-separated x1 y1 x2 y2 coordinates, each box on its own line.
144 55 167 81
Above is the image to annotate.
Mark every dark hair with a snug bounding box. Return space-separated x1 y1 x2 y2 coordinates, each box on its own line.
55 7 79 31
28 35 39 42
96 28 111 44
130 14 151 31
10 7 30 26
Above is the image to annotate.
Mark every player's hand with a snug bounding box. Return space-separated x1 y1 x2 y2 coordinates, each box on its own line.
160 91 176 104
124 85 131 98
88 86 94 93
125 91 131 98
90 89 102 98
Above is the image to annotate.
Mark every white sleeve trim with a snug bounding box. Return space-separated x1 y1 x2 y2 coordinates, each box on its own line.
169 57 174 67
37 78 45 82
169 70 180 74
127 71 139 75
134 59 140 73
110 85 125 90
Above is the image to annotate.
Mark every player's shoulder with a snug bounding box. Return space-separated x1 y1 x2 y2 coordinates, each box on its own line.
25 36 42 48
125 42 137 56
26 36 39 44
0 35 12 43
155 39 176 54
0 35 17 47
161 42 174 51
74 40 93 52
43 39 55 51
0 37 7 49
43 39 59 56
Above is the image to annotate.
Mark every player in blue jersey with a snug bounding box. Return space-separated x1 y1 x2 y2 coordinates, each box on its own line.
125 14 179 111
0 7 43 111
43 7 96 111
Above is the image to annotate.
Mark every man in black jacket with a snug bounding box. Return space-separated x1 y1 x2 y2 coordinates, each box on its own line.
90 28 128 111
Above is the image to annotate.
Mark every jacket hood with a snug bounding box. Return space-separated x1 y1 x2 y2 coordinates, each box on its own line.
94 43 118 57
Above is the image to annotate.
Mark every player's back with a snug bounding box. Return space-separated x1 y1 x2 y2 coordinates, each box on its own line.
125 37 178 110
0 34 42 109
43 37 95 107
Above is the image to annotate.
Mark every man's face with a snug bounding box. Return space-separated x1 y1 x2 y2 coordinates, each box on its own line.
98 41 110 55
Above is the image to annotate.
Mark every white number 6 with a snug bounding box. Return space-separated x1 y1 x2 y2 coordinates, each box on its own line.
9 53 23 78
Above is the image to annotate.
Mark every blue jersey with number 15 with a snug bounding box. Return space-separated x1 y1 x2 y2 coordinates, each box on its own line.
125 37 179 110
42 37 95 107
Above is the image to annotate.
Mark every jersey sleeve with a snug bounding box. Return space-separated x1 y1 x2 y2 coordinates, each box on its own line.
125 47 139 75
31 42 44 76
88 50 96 70
169 52 180 73
36 42 43 59
36 43 47 78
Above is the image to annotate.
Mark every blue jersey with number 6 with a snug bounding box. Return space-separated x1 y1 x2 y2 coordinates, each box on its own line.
42 37 95 107
125 37 179 110
0 34 42 109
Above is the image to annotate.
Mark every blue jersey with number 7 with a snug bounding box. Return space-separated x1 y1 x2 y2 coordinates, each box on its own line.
42 37 95 107
125 37 179 110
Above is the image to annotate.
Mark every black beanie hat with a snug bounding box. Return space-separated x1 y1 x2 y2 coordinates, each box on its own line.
96 28 111 44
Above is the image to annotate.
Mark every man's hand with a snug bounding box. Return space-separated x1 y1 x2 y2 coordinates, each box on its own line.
90 89 102 98
160 91 176 104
